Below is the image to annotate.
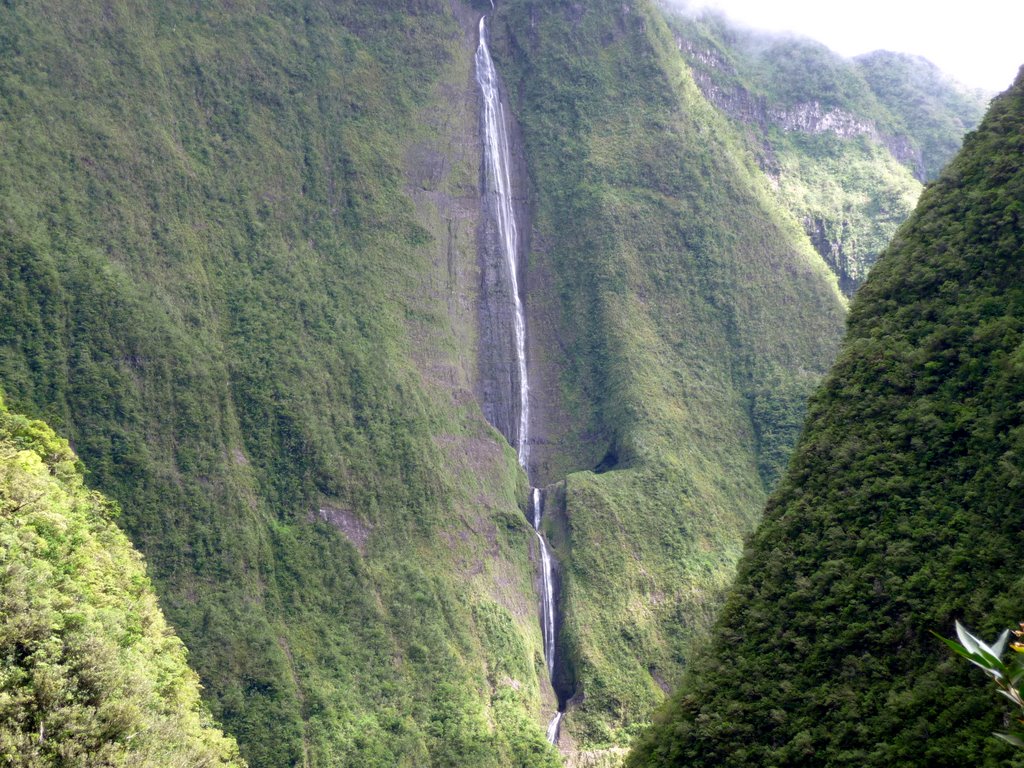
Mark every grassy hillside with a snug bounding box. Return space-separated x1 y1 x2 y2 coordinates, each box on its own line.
0 1 560 765
628 67 1024 768
489 0 846 752
661 7 987 294
0 395 244 766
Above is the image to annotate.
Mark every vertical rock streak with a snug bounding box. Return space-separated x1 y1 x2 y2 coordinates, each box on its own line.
476 16 563 745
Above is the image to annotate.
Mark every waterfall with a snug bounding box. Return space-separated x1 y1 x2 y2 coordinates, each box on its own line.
475 15 530 470
476 15 564 746
533 489 556 678
546 711 564 744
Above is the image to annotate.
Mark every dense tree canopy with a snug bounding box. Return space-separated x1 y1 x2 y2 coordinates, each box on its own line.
0 395 245 766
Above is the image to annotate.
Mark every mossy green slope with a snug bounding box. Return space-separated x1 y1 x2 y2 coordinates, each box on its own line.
628 67 1024 768
489 0 846 750
0 395 244 766
662 7 988 294
855 51 992 183
0 1 559 765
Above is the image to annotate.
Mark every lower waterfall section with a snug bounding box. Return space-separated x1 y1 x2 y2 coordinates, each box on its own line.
546 712 564 745
475 14 565 745
532 488 565 740
532 489 555 678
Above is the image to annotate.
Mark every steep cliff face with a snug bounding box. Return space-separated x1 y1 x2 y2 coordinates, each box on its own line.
0 1 561 765
628 66 1024 768
662 6 987 294
488 0 846 752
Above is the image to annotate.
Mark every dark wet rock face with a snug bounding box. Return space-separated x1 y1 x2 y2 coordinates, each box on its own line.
478 193 523 447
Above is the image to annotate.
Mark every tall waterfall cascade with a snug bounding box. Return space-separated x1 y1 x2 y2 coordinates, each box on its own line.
475 15 530 471
475 15 563 746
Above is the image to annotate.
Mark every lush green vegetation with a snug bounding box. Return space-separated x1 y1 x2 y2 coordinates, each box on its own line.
661 7 987 294
490 0 845 751
0 395 244 766
0 0 988 764
0 1 560 765
856 51 991 182
766 129 921 293
628 67 1024 768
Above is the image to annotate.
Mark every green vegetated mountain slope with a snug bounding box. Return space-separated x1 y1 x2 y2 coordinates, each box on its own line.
488 0 846 753
855 50 994 182
0 395 243 766
0 1 561 766
660 4 989 294
0 0 945 765
628 67 1024 768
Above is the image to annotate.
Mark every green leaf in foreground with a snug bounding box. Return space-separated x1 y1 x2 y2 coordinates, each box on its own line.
940 620 1024 750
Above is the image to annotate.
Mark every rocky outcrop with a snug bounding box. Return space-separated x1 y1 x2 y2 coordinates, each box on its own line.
769 100 874 136
803 215 868 295
309 505 373 555
679 38 770 128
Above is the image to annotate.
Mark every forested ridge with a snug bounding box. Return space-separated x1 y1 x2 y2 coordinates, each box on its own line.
0 395 244 766
628 66 1024 768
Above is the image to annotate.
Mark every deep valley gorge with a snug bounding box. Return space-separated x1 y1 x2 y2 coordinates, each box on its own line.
0 1 1016 766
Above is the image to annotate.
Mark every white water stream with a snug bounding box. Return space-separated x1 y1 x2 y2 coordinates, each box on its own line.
475 15 530 471
533 489 556 679
476 16 563 745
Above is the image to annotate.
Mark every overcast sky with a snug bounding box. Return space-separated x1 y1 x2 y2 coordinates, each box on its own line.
680 0 1022 92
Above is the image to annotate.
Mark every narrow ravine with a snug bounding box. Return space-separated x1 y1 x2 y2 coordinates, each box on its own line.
475 14 565 746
